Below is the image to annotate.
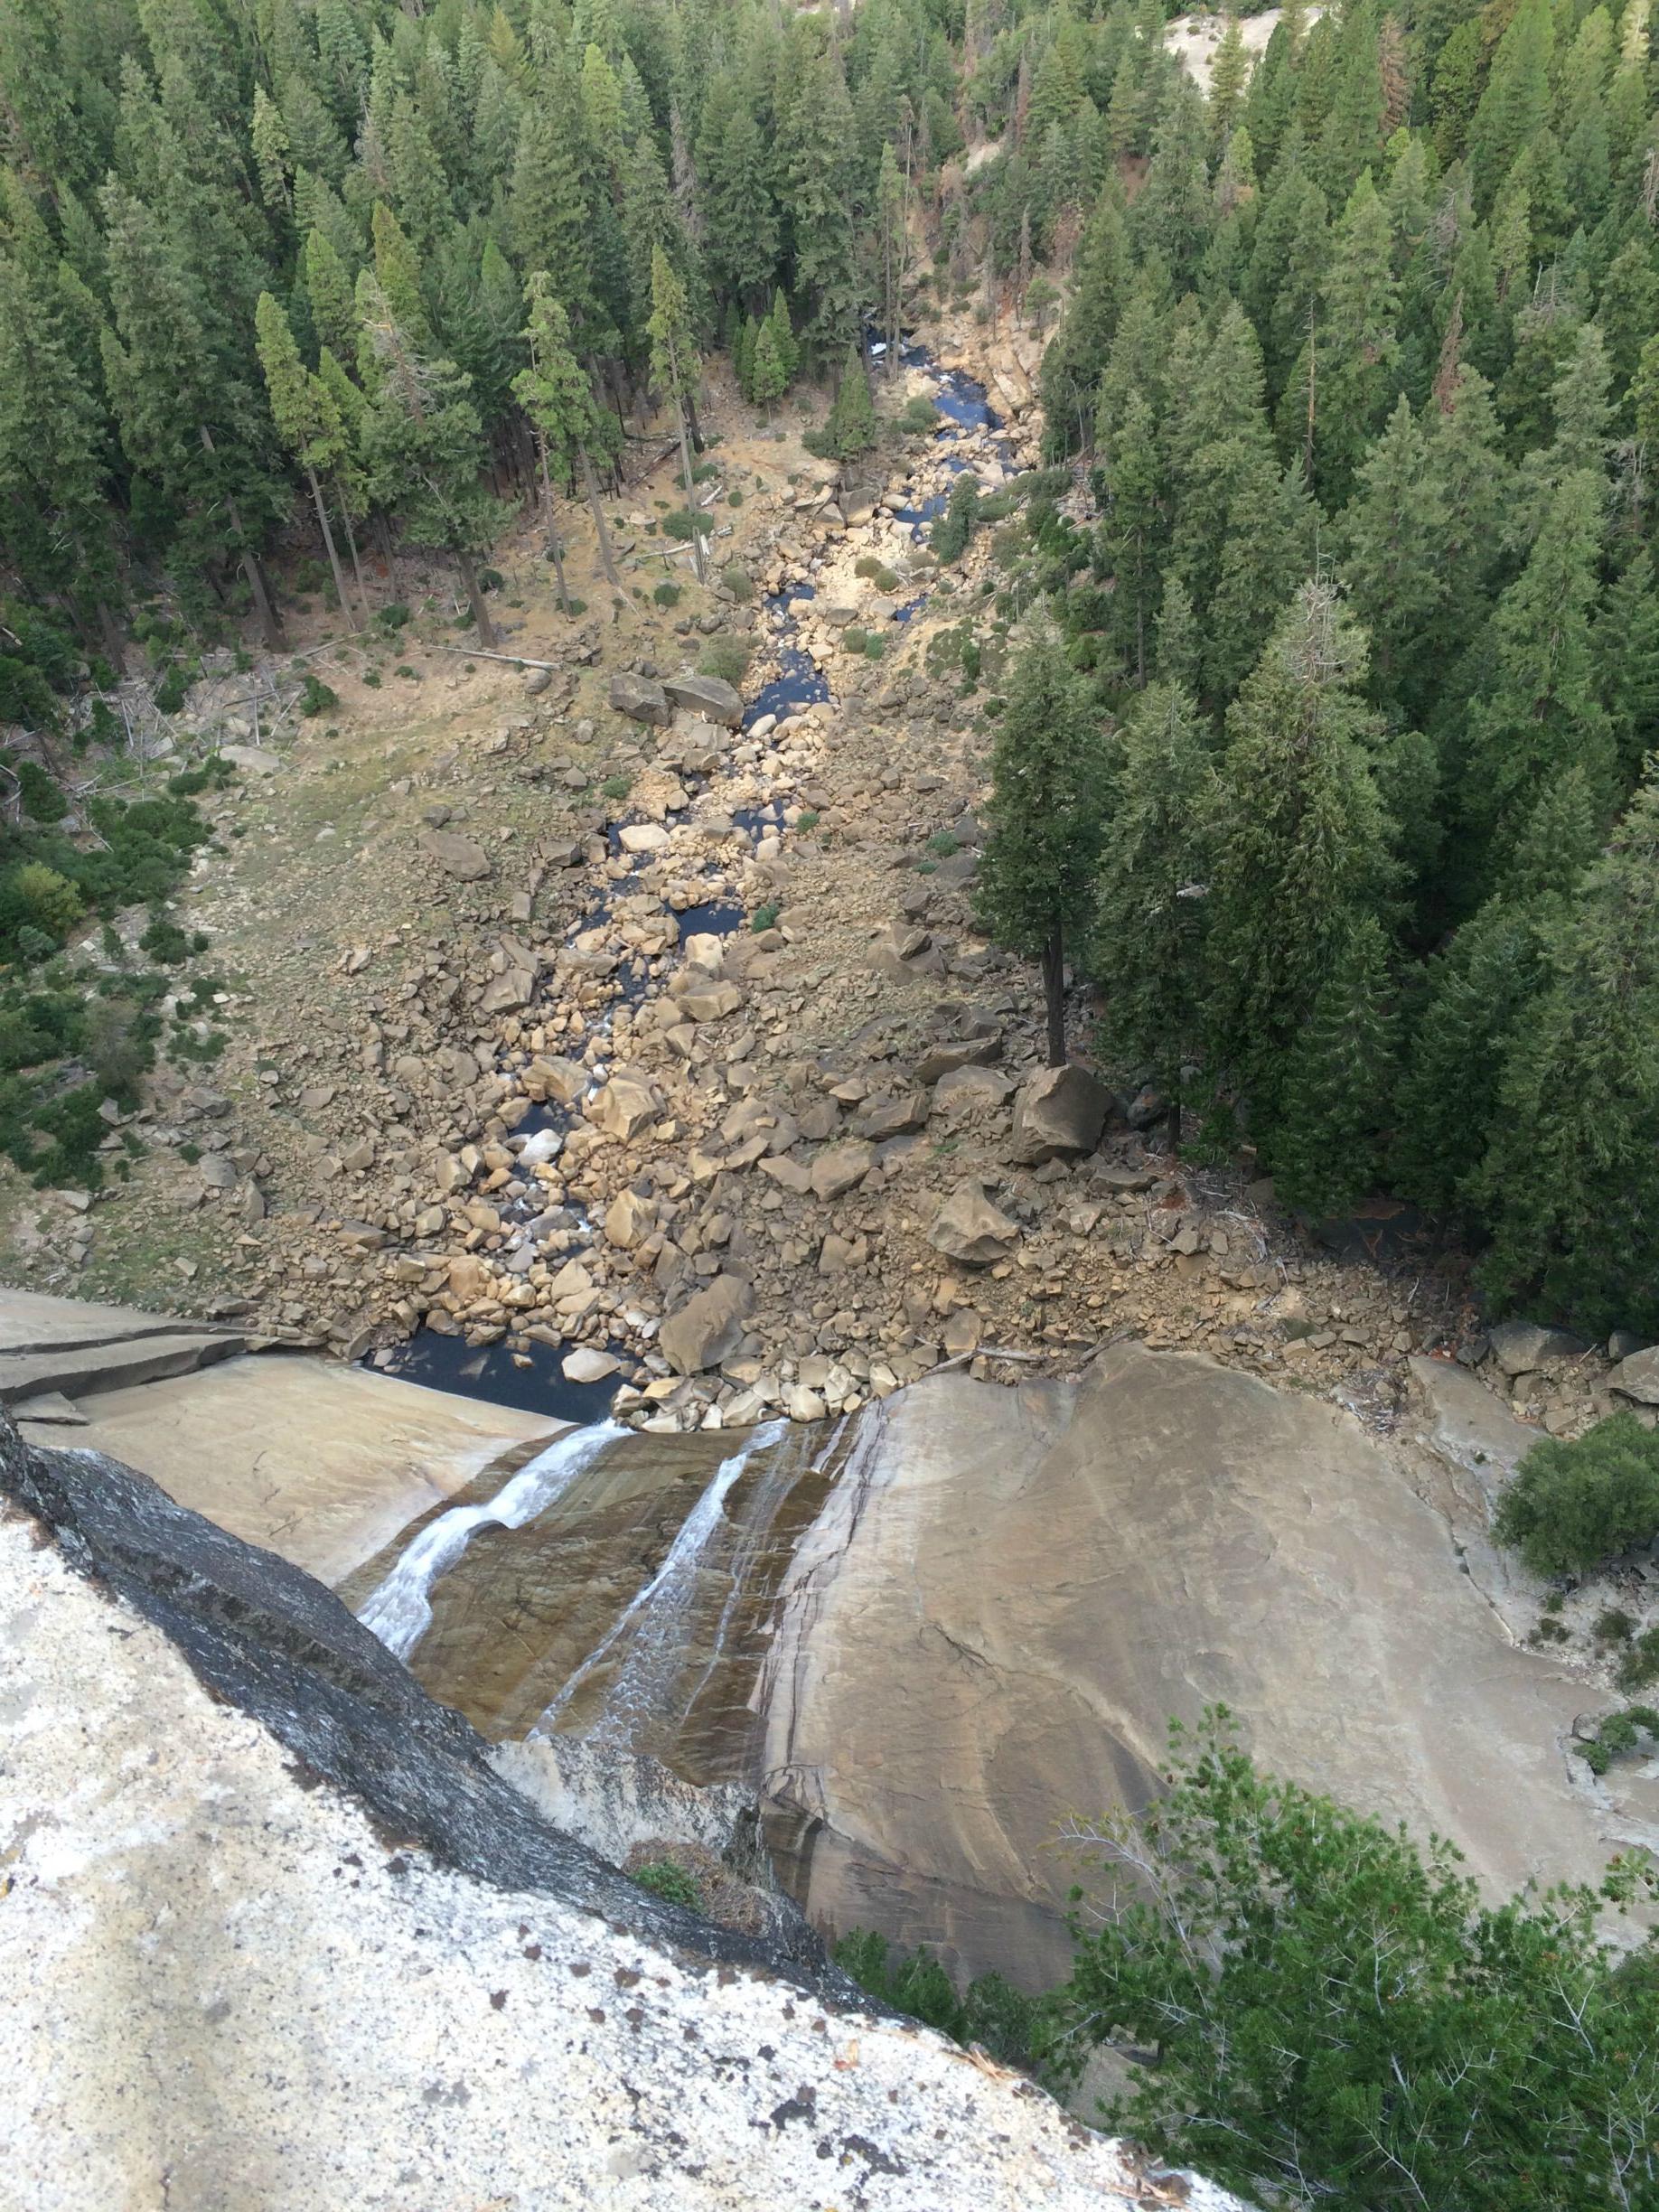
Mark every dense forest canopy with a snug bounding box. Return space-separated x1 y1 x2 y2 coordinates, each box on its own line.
0 0 1657 1327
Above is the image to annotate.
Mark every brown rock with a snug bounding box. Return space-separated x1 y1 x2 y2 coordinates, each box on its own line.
660 1272 755 1374
928 1183 1020 1266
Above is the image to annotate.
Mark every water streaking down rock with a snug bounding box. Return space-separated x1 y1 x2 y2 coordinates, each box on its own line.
0 1423 1244 2212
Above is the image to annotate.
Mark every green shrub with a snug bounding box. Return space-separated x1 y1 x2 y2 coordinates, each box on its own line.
1575 1702 1659 1774
841 627 868 653
854 554 882 579
1493 1412 1659 1576
153 663 188 715
139 911 191 965
377 602 411 630
727 488 744 507
15 761 67 822
834 1929 1049 2075
925 830 961 858
796 810 820 831
697 635 751 686
1595 1607 1636 1644
633 1858 700 1912
1049 1709 1659 2207
750 900 780 932
898 395 940 434
661 509 699 542
14 861 83 939
864 633 885 660
691 460 719 483
299 673 339 717
653 581 682 608
600 773 632 801
722 562 754 602
1617 1626 1659 1691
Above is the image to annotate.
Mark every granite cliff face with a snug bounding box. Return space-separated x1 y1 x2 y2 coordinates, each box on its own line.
0 1420 1240 2212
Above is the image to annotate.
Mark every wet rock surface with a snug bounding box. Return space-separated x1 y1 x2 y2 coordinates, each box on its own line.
0 1415 835 1987
0 1473 1242 2212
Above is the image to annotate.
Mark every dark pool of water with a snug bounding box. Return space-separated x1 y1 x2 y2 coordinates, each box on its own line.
375 1327 630 1424
677 898 744 938
891 595 929 623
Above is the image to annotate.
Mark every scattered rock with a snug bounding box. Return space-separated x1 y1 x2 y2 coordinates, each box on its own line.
809 1141 876 1202
660 1274 755 1375
663 672 743 726
928 1183 1021 1266
1486 1320 1588 1378
1010 1064 1111 1164
609 673 671 726
418 830 492 882
561 1346 620 1384
1609 1346 1659 1405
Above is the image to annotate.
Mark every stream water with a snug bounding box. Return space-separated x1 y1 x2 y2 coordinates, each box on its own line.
352 340 1006 1815
370 336 1003 1431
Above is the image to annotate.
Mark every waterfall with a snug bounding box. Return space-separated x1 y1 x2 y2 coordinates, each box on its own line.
675 1415 847 1727
536 1419 788 1748
357 1420 624 1662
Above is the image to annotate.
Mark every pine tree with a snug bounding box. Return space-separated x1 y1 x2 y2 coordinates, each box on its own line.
646 241 705 582
1600 553 1659 776
820 354 876 462
1467 0 1552 212
1092 680 1216 1139
766 289 798 387
977 623 1112 1065
1271 914 1399 1217
777 37 859 370
695 68 779 313
1475 769 1659 1336
1207 14 1250 149
1205 582 1399 1122
1336 394 1448 720
748 317 787 417
254 290 360 627
1094 385 1166 688
304 228 360 364
874 140 906 372
734 314 758 402
513 272 620 593
1154 574 1202 693
1463 470 1613 865
1393 769 1599 1214
357 274 505 646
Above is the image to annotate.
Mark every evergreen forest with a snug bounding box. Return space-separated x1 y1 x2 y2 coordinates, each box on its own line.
0 0 1657 1328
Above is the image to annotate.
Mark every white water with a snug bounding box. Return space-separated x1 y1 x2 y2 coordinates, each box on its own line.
536 1419 788 1748
357 1420 625 1662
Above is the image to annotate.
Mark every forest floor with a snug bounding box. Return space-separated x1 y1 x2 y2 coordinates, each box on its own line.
0 310 1626 1472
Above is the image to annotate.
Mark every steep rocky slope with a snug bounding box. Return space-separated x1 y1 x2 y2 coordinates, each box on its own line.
0 1420 1242 2212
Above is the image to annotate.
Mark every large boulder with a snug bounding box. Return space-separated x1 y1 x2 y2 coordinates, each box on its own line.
1486 1319 1589 1378
525 1056 589 1107
809 1140 876 1202
663 671 744 726
928 1183 1021 1266
1010 1064 1111 1163
586 1073 659 1143
660 1272 755 1374
418 829 491 882
913 1033 1002 1084
1609 1345 1659 1405
608 671 672 725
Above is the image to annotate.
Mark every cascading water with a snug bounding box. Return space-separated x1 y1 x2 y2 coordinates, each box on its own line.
535 1419 788 1749
356 1420 624 1662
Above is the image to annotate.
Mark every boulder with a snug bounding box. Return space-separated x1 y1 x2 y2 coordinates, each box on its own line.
619 821 670 856
1609 1345 1659 1405
561 1346 620 1384
914 1033 1002 1084
852 1091 929 1140
526 1056 589 1107
1010 1064 1111 1163
670 976 745 1023
931 1064 1015 1116
660 1272 755 1374
663 671 744 726
603 1188 656 1251
523 665 553 697
928 1183 1021 1266
608 672 671 725
418 830 491 882
587 1074 659 1143
1486 1320 1588 1378
810 1141 876 1202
